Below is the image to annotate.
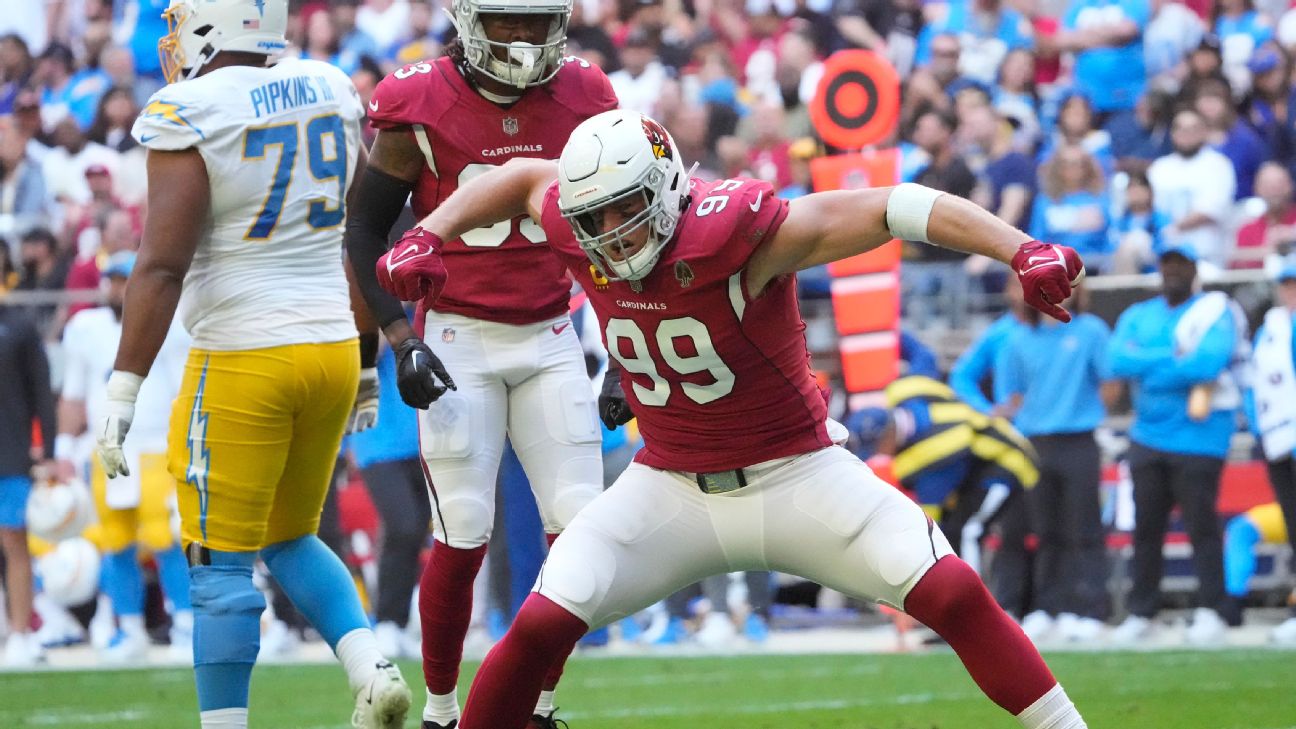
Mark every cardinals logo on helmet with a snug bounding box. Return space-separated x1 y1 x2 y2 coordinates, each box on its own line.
641 117 672 160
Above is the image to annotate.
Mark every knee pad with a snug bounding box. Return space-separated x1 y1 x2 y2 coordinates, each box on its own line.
190 562 264 666
434 493 494 546
547 479 602 529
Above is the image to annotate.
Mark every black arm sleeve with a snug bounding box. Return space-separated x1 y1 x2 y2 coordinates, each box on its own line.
345 166 417 330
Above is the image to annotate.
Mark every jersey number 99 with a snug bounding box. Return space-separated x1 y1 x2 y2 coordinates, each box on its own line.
242 114 348 240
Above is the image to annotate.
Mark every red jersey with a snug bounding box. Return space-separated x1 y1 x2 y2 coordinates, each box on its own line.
540 177 832 472
368 56 617 324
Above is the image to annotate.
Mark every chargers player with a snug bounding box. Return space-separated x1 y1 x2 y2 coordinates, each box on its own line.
344 2 616 726
56 251 194 663
94 2 408 728
382 109 1091 729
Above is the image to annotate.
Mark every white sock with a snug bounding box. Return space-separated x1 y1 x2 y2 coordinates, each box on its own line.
200 707 248 729
534 689 556 717
1017 684 1087 729
172 609 194 634
423 688 460 725
335 628 386 695
119 614 146 639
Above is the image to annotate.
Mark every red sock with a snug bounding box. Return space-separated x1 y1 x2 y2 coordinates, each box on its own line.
539 532 574 692
904 556 1057 715
418 540 488 695
461 593 587 729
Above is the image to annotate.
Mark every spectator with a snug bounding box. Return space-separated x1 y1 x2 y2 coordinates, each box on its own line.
1235 162 1296 267
355 0 411 56
329 0 382 75
301 8 344 69
1039 92 1115 174
997 283 1114 642
779 136 816 199
393 0 451 65
11 89 48 164
1107 245 1243 646
992 48 1041 149
1180 32 1231 103
834 0 924 77
609 28 669 116
33 42 108 132
0 113 49 240
1213 0 1275 94
1144 0 1207 84
915 0 1034 85
0 34 33 114
85 86 139 153
98 44 139 102
964 105 1034 230
1195 77 1269 198
1147 108 1237 267
1031 145 1111 271
902 34 965 122
112 0 168 86
1110 169 1171 273
40 115 119 206
743 101 792 189
1107 85 1174 163
1245 262 1296 643
0 304 55 667
0 0 49 57
950 276 1030 413
1057 0 1152 115
1244 43 1296 171
16 226 67 295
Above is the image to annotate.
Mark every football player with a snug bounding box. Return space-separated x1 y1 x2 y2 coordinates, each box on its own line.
56 251 194 663
95 2 408 728
343 1 617 726
382 109 1091 729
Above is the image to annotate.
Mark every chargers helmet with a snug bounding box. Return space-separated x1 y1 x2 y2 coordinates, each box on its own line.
37 537 102 607
158 0 288 83
26 478 94 543
557 110 692 282
449 0 572 88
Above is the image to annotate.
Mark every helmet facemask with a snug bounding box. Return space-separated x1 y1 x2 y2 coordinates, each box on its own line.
450 0 571 89
564 173 671 282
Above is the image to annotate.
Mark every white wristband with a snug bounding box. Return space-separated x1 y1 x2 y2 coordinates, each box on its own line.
105 370 144 405
54 434 77 461
886 183 944 243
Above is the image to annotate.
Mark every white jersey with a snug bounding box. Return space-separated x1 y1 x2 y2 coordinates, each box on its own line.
131 58 363 351
62 307 190 451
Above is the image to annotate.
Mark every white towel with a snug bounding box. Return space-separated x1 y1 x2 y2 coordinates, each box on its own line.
1252 307 1296 460
1173 291 1249 411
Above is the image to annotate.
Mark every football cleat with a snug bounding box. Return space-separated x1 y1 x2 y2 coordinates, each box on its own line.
528 710 570 729
351 661 412 729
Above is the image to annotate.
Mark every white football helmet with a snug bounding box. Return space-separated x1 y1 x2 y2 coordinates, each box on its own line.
36 538 102 607
449 0 572 88
159 0 289 83
25 478 94 543
558 110 692 282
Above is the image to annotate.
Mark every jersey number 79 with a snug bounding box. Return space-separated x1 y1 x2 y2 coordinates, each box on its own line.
242 113 348 240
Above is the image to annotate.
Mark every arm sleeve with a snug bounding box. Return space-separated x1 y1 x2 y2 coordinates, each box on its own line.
344 166 416 330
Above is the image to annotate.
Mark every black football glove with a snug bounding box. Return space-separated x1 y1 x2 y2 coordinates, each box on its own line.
599 360 634 430
394 337 456 409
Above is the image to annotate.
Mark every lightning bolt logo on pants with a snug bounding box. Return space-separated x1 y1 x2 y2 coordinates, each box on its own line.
186 358 212 540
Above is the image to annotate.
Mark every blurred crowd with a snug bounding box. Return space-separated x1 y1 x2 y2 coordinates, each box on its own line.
11 0 1296 329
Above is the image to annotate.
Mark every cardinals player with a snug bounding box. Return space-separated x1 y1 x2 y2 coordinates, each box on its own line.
381 109 1090 729
343 1 617 727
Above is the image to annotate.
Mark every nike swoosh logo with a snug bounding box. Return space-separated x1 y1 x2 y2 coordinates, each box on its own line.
1026 254 1054 265
749 190 763 212
368 99 379 112
552 322 570 335
411 350 425 369
139 134 157 143
386 244 434 274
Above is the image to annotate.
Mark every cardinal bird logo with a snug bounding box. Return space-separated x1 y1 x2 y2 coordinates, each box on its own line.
641 117 672 160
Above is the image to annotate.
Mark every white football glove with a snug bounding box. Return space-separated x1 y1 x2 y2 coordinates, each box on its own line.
347 367 380 434
95 371 142 478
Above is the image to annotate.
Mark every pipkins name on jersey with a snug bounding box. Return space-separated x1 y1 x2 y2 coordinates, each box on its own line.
616 300 667 310
249 75 337 118
482 144 543 158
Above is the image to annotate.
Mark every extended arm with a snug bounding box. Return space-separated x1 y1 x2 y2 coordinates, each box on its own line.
750 183 1083 319
412 157 556 240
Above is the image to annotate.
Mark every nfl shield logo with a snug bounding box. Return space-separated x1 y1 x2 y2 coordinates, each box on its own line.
442 327 456 343
502 116 519 136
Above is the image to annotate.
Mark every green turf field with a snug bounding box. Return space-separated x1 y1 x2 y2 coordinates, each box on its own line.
2 650 1294 728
